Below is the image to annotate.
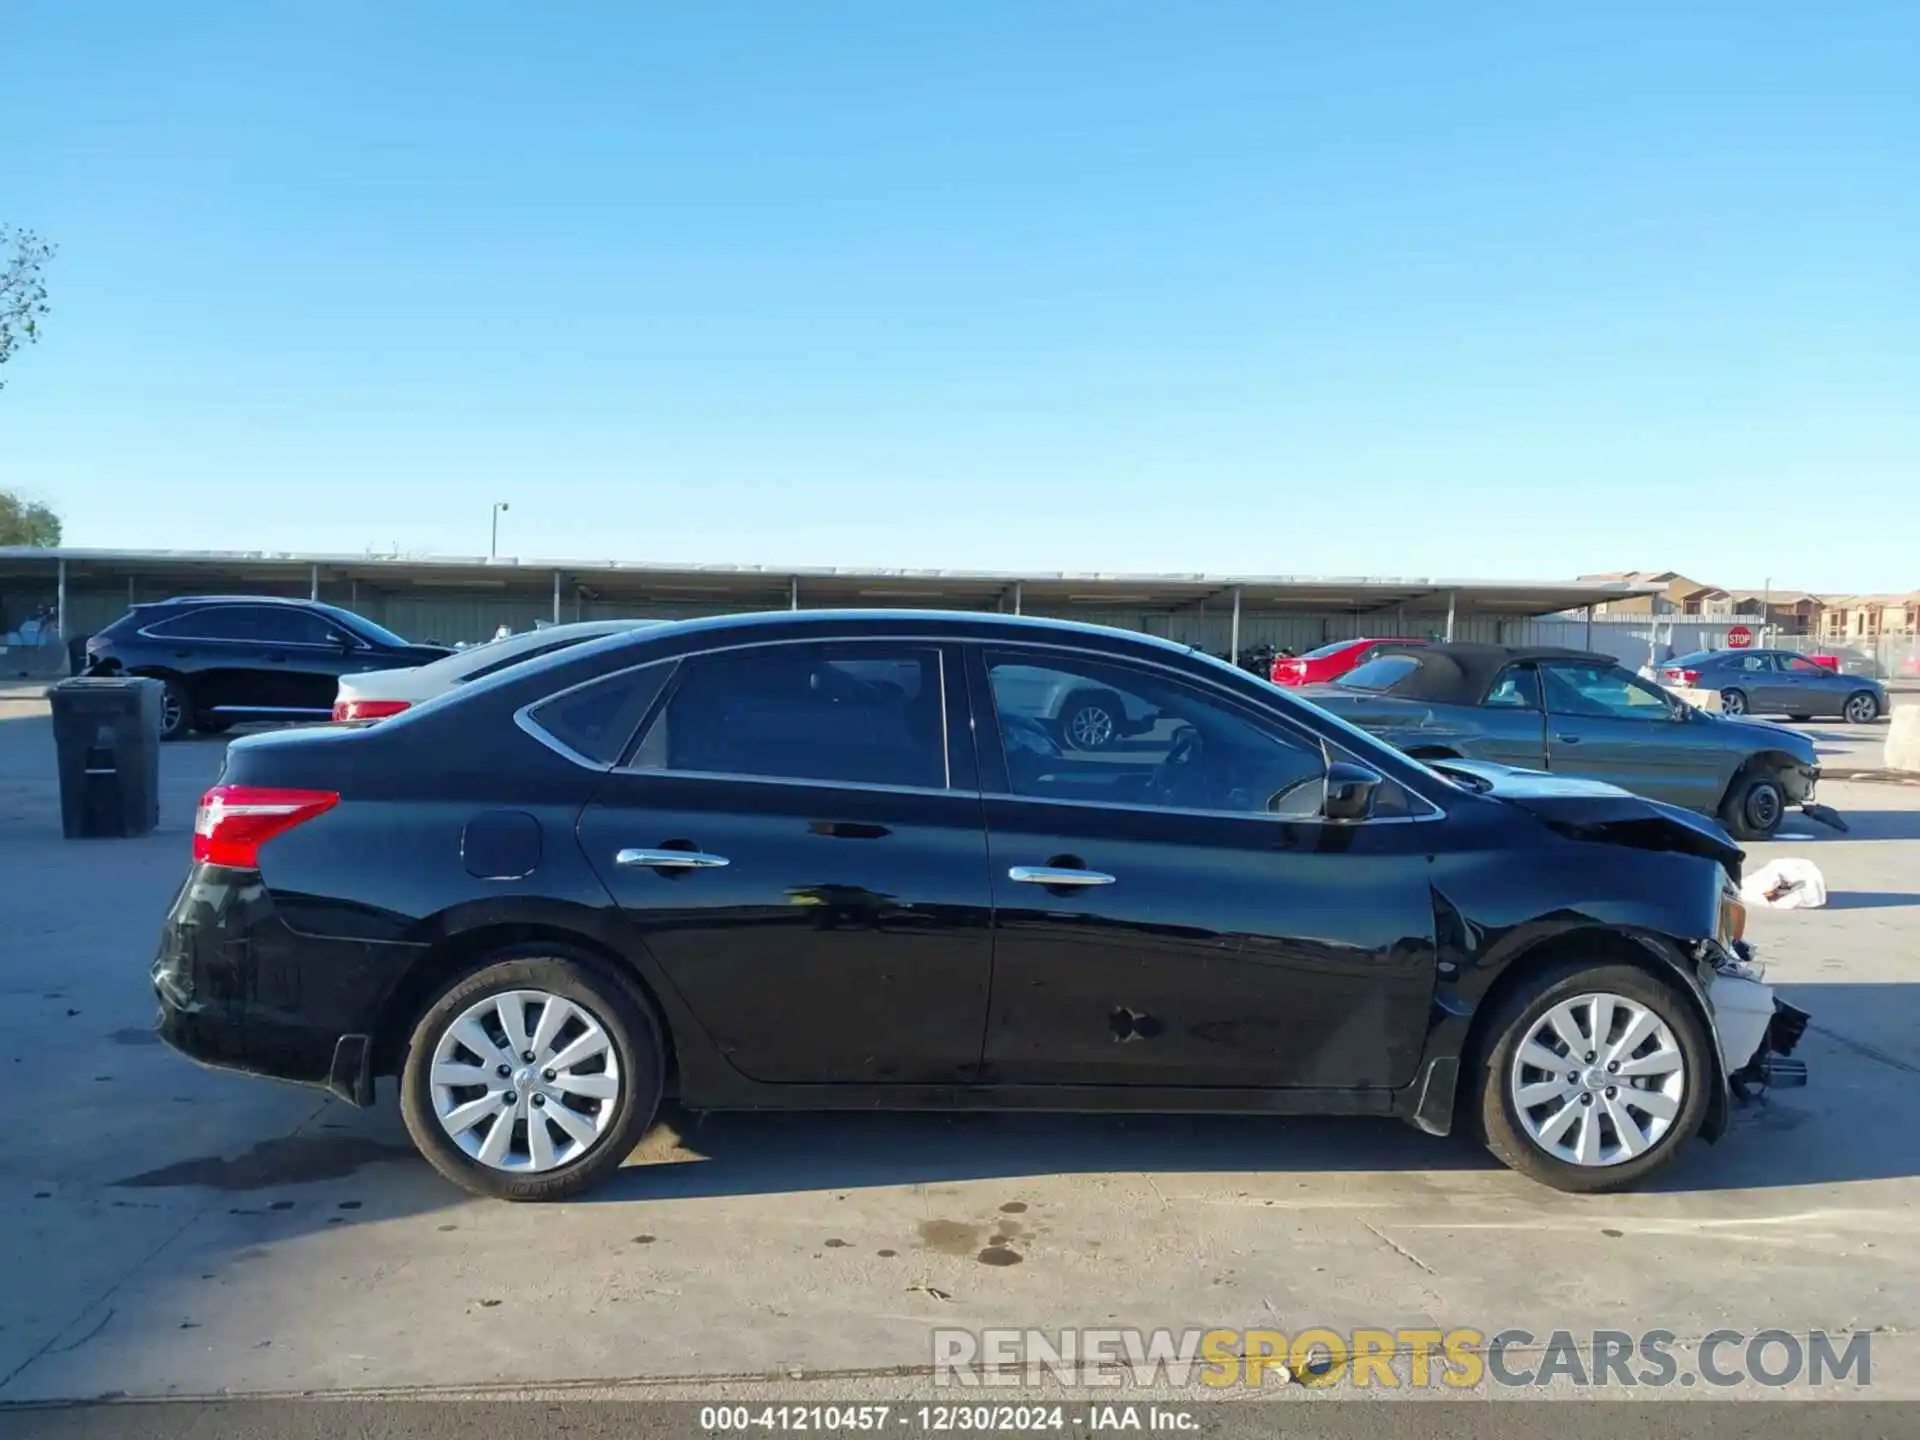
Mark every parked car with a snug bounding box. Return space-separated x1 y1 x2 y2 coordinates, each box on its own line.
1270 636 1428 687
1658 649 1888 723
988 662 1161 750
1805 646 1889 680
154 610 1805 1202
333 619 663 722
85 596 454 740
1302 643 1834 841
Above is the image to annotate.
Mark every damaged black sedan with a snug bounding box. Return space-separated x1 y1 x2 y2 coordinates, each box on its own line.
153 611 1807 1201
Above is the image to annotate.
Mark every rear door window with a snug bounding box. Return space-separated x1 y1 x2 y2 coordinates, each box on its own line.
630 644 948 789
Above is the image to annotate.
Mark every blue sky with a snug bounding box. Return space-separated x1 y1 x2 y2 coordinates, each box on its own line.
3 2 1915 590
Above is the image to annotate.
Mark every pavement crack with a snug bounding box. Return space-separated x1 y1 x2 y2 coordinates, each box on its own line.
1807 1022 1920 1077
48 1307 115 1356
1363 1221 1436 1275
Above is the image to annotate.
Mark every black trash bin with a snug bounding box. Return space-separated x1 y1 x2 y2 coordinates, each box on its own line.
51 676 163 838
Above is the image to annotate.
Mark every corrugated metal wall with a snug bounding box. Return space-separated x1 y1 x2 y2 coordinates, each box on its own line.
31 579 1668 659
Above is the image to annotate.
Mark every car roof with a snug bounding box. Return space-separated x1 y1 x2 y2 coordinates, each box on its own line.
567 607 1204 658
1362 642 1616 705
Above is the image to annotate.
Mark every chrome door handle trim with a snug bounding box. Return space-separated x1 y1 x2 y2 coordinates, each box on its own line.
1008 866 1115 887
616 848 730 869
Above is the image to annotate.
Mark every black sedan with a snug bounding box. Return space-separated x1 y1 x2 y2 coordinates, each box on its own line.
84 595 453 740
1302 644 1831 841
154 611 1804 1201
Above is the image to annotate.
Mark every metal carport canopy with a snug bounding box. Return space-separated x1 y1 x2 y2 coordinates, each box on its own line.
0 548 1653 616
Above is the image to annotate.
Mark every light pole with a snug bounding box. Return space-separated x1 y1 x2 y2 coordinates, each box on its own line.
490 502 510 559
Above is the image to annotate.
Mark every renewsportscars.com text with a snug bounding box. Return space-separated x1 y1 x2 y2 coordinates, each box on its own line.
932 1327 1872 1390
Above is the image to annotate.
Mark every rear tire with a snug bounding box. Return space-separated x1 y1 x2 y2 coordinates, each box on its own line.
157 678 192 742
1843 691 1880 724
1058 689 1122 751
399 947 663 1202
1718 687 1749 717
1473 960 1709 1194
1720 767 1787 841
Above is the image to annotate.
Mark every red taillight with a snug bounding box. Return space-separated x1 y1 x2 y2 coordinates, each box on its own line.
332 697 412 722
193 786 339 869
1661 668 1700 686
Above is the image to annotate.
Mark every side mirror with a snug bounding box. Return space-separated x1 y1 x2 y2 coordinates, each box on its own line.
1322 761 1383 822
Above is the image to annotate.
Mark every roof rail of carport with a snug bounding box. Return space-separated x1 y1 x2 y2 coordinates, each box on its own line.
0 547 1664 617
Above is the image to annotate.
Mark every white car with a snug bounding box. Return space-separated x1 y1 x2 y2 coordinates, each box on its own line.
332 619 661 722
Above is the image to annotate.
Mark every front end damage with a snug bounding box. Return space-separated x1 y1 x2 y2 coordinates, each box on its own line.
1700 938 1811 1101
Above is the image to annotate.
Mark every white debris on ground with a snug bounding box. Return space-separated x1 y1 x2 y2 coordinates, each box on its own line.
1741 858 1828 910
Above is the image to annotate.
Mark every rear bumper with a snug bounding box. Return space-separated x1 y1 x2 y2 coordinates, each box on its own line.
152 865 420 1105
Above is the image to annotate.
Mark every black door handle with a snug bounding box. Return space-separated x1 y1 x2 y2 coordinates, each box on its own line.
1555 733 1581 744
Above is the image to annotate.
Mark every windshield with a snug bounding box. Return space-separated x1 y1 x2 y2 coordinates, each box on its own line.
332 610 413 648
1299 640 1355 660
1337 655 1421 691
1185 646 1449 782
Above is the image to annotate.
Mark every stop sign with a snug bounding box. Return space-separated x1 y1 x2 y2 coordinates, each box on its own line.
1726 625 1754 649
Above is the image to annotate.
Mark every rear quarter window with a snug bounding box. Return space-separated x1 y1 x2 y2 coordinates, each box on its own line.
523 661 675 766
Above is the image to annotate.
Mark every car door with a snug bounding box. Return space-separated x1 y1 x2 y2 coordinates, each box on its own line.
971 645 1439 1091
1717 652 1778 712
247 606 359 713
1468 662 1549 768
141 604 291 714
1540 661 1722 811
1773 653 1841 716
575 640 996 1085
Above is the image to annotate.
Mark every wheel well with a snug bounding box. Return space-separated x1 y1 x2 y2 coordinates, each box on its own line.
369 922 678 1093
1718 748 1801 811
1453 927 1718 1126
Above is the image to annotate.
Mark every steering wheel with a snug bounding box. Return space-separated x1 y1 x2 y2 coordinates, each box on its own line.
1151 725 1205 806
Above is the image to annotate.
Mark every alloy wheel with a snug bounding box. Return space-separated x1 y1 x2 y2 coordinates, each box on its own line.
1845 694 1877 724
429 989 622 1173
1719 689 1747 716
1508 992 1686 1167
1067 704 1115 749
161 691 184 737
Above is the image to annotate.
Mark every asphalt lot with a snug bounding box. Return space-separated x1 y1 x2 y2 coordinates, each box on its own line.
2 687 1918 1410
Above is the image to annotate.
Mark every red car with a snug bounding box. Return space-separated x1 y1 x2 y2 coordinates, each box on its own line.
1270 637 1429 686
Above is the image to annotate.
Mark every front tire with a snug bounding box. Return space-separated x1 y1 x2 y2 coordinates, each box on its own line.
1719 687 1749 717
1473 961 1709 1193
399 948 663 1201
1843 691 1880 724
1720 767 1787 841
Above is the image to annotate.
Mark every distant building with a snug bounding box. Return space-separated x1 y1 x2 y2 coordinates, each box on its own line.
1580 571 1726 617
1819 593 1920 642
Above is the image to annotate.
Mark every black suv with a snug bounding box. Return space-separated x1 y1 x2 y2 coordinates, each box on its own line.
84 596 452 740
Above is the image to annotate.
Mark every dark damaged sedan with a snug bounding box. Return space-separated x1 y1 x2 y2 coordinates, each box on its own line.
154 612 1808 1201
